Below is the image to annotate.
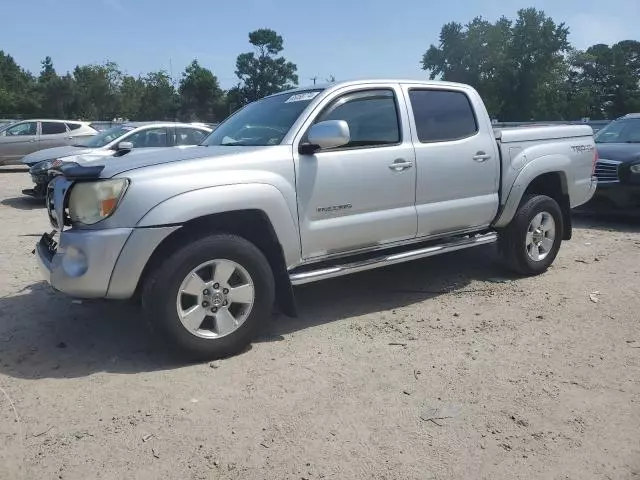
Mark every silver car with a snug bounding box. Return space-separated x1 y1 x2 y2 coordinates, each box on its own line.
22 122 212 167
0 119 97 165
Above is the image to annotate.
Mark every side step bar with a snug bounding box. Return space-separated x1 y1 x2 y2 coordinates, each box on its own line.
289 232 497 286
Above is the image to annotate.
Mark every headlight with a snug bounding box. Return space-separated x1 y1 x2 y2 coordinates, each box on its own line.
630 163 640 174
68 179 129 225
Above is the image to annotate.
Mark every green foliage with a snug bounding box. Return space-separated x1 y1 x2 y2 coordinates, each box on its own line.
0 22 637 123
422 9 639 121
179 60 224 122
234 28 298 105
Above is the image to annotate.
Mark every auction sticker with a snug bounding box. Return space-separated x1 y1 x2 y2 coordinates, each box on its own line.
285 92 320 103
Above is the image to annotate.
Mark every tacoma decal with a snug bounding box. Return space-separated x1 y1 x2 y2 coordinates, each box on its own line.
317 203 352 213
570 144 595 153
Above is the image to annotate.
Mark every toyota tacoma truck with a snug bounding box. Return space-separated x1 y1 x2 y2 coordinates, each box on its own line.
35 80 597 359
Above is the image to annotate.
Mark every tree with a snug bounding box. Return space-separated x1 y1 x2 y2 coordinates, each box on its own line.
73 62 122 119
0 50 39 115
178 60 224 122
422 9 571 121
119 75 146 120
137 71 178 120
234 28 298 105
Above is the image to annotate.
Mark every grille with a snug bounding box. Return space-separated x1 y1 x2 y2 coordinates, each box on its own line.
594 159 621 183
45 182 59 229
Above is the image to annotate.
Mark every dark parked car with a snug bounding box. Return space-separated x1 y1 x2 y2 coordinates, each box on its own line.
589 113 640 211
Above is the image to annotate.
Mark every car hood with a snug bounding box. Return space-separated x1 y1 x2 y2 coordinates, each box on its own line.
596 143 640 164
96 145 266 177
22 146 96 165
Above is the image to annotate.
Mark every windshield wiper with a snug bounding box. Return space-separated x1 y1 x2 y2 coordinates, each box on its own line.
220 140 250 146
72 144 88 147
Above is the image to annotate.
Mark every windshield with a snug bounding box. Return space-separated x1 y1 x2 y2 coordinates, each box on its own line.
202 90 323 146
75 125 135 148
595 118 640 144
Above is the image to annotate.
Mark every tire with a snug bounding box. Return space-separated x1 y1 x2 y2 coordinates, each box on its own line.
499 194 564 276
142 233 275 360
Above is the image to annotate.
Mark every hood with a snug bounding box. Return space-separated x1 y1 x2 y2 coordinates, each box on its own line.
596 143 640 164
22 145 95 165
98 145 267 177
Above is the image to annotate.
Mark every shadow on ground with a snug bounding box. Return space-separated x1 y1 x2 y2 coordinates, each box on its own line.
0 245 510 380
1 196 44 211
573 211 640 233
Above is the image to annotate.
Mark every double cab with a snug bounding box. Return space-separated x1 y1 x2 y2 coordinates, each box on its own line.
36 80 597 359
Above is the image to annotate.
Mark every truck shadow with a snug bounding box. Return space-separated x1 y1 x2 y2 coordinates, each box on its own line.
572 212 640 233
0 245 510 380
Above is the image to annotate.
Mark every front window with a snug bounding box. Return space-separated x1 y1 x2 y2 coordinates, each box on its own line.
202 90 323 147
75 125 135 148
595 118 640 144
5 121 37 136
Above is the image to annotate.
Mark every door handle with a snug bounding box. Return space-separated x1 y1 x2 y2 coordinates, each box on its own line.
29 139 37 143
473 152 491 162
66 136 74 140
388 159 413 171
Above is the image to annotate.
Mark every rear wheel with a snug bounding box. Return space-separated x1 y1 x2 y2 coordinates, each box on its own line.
142 233 275 360
499 194 564 275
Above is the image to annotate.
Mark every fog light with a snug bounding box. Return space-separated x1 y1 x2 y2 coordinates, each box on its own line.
61 246 88 277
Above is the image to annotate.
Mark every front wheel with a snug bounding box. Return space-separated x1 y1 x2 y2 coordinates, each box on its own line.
142 233 275 360
499 194 564 275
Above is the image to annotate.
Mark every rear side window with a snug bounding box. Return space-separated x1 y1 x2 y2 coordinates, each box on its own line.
66 122 82 131
409 90 478 143
315 89 400 149
175 127 208 146
41 122 67 135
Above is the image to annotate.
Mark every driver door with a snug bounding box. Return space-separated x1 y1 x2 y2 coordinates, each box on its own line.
294 85 417 260
0 121 39 164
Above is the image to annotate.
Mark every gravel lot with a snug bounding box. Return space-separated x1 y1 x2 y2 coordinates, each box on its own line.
0 168 639 480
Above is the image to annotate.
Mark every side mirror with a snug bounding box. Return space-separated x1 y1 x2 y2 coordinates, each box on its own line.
116 141 133 151
300 120 350 154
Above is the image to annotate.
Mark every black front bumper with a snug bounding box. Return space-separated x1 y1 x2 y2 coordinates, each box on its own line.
588 182 640 210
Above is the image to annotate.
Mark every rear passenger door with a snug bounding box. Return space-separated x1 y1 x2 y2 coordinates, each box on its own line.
39 121 71 150
172 127 209 146
125 127 169 148
402 86 500 237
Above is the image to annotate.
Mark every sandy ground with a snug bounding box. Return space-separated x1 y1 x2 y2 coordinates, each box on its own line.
0 168 639 480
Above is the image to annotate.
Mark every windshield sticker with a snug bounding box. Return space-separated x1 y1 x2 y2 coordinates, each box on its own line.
285 92 320 103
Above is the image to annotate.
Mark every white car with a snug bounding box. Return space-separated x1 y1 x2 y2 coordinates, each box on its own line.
22 122 212 198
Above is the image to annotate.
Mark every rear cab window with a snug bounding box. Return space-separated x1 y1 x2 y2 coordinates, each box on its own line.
408 89 478 143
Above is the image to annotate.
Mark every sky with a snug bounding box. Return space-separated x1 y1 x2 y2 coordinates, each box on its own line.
1 0 638 89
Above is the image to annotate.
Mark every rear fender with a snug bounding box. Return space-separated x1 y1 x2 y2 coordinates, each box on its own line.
494 154 570 228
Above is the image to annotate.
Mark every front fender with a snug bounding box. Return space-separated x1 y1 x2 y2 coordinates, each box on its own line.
493 154 570 228
137 183 301 268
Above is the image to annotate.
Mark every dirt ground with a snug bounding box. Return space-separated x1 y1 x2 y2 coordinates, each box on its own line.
0 168 639 480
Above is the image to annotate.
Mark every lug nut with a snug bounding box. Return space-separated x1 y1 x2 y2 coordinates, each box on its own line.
211 307 218 313
213 283 220 289
223 300 228 307
223 288 229 294
202 301 209 308
203 289 210 296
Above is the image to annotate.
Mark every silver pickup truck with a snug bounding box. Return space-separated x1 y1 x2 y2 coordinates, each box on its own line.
36 79 597 359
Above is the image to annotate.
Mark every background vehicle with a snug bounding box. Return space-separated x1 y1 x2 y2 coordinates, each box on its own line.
588 113 640 210
23 122 213 199
0 119 97 165
36 80 597 360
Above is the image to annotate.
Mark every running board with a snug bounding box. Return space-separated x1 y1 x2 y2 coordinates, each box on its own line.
289 232 498 285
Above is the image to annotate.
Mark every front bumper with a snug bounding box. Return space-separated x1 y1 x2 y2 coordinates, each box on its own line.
36 228 133 298
36 225 179 299
590 182 640 209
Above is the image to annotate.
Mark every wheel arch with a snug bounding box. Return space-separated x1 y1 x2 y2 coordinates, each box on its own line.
494 155 572 240
135 209 298 317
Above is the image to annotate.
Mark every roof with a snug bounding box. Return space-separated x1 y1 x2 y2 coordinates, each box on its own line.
272 78 472 97
621 113 640 119
117 121 213 129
